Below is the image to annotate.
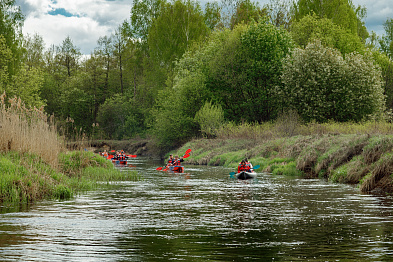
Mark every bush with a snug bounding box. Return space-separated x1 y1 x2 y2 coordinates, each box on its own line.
195 101 224 138
281 40 385 122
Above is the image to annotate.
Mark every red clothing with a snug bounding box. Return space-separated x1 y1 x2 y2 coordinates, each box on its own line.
238 163 250 173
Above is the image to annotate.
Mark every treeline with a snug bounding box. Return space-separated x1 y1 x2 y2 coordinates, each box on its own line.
1 0 393 151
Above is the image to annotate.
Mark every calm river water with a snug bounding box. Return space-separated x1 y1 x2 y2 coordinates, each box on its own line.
1 157 393 261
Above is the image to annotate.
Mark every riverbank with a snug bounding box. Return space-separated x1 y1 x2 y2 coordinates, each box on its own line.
0 150 139 204
170 134 393 194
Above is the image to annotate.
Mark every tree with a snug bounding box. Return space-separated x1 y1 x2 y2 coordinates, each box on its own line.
264 0 292 29
130 0 164 53
148 0 209 72
22 33 45 70
204 20 293 122
112 22 130 94
292 0 368 42
379 18 393 59
0 0 24 76
57 36 81 77
290 14 365 56
9 65 45 108
203 1 221 30
230 0 267 30
281 40 385 122
0 35 13 91
96 35 113 100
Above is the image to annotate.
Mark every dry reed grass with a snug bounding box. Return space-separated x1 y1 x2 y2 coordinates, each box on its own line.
0 93 64 168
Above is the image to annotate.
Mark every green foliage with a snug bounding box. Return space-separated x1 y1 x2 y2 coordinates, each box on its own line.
150 86 199 150
379 18 393 59
177 19 292 124
292 0 368 41
371 51 393 111
195 101 224 138
0 35 13 90
0 0 24 76
53 185 73 199
148 0 209 70
97 94 133 139
290 14 365 55
329 164 348 183
271 161 303 176
9 65 46 108
230 0 267 30
281 40 385 122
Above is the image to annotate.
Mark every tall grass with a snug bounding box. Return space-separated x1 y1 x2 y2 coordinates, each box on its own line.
0 93 63 167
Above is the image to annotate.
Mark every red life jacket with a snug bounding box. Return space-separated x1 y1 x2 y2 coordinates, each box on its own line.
238 163 250 173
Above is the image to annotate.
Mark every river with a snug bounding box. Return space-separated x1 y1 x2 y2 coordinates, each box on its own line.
1 157 393 261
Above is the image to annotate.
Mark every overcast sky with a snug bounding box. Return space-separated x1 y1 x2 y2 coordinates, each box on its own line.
15 0 393 55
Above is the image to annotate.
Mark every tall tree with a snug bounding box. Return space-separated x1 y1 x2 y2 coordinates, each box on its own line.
230 0 267 30
130 0 164 52
0 0 24 76
113 22 130 94
203 2 221 30
57 36 81 77
148 0 209 73
292 0 368 42
0 35 13 91
22 33 45 70
290 14 365 55
96 35 113 99
264 0 292 29
380 18 393 59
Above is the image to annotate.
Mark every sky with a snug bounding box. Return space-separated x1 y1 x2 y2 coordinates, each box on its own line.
15 0 393 55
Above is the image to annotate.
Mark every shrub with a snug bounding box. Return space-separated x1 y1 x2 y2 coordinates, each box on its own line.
281 40 385 123
195 101 224 138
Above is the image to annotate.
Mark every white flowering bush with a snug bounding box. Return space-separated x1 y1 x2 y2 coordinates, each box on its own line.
281 40 385 122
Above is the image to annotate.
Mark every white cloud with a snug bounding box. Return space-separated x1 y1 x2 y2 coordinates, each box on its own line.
17 0 131 54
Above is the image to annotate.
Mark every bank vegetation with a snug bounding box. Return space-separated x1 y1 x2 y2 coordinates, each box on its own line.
0 94 138 204
172 114 393 194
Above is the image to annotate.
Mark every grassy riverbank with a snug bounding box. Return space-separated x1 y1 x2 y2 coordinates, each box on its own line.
0 150 139 203
0 95 138 204
173 133 393 194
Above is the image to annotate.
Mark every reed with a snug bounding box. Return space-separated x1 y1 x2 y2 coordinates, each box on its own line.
0 93 63 168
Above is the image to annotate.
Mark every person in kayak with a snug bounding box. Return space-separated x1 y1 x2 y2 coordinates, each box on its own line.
167 154 174 166
238 159 251 173
245 157 253 172
173 155 184 166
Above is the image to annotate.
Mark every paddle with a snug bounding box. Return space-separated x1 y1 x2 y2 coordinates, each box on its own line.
127 154 137 158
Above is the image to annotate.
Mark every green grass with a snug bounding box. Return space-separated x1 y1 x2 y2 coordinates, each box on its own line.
0 150 139 203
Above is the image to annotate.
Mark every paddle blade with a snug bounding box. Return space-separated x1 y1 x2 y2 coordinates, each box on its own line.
183 153 190 159
156 167 163 171
127 155 137 158
185 149 192 154
229 172 236 178
163 168 168 171
253 165 260 170
111 150 115 153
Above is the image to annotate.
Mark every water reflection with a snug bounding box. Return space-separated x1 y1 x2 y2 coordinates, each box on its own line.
0 157 393 261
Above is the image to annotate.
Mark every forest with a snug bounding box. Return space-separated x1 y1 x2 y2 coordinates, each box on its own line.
1 0 393 152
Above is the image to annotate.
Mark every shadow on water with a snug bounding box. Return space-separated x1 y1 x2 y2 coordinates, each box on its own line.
1 157 393 261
